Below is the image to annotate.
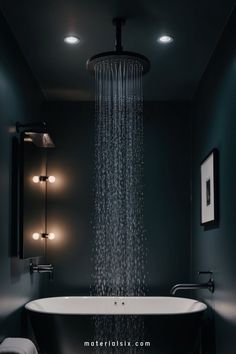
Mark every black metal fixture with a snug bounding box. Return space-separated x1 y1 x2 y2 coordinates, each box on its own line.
16 121 55 148
16 121 47 132
32 175 56 183
87 17 150 75
30 260 54 280
170 271 215 295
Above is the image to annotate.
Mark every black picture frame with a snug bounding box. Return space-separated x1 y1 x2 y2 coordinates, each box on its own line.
200 149 219 227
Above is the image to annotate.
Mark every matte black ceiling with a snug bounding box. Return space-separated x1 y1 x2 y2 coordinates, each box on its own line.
0 0 235 101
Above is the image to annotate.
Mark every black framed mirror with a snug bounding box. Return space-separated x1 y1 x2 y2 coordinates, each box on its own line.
18 127 55 259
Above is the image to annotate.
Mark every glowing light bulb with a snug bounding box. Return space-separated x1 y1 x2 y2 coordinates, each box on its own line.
157 35 174 44
64 36 80 45
48 176 56 183
48 233 55 240
32 232 41 240
32 176 40 183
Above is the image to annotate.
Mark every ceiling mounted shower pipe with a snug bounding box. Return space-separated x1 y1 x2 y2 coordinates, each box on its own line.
113 17 125 52
87 17 150 75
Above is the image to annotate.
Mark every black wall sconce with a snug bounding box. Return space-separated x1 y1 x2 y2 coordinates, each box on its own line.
32 232 55 240
32 175 56 183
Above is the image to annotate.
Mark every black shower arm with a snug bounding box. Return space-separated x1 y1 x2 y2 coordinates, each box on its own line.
113 17 126 52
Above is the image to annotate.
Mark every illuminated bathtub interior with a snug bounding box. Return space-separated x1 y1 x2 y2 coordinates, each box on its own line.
25 296 207 315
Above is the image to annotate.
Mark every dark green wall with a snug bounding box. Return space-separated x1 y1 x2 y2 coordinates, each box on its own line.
144 102 191 294
42 101 191 296
191 6 236 354
42 102 95 296
0 12 44 339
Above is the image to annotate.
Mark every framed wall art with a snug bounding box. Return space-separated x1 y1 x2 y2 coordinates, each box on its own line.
200 149 219 226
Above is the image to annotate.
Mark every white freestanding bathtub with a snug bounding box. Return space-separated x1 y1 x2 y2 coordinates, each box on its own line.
25 296 207 354
25 296 207 315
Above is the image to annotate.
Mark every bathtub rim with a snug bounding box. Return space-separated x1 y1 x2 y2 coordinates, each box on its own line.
25 296 207 316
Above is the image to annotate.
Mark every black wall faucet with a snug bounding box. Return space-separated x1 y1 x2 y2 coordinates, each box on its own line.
170 271 214 295
30 260 54 280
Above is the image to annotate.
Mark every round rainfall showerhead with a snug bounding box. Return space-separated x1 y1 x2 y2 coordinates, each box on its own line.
87 18 150 75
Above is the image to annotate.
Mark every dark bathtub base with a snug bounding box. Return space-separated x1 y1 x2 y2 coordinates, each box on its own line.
27 311 204 354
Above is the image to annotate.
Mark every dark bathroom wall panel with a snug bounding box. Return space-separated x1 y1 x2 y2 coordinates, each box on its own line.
0 12 44 339
191 6 236 354
43 101 191 296
42 102 94 296
144 102 191 294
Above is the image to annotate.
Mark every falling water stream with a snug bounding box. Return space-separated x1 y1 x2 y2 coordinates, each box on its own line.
92 57 146 353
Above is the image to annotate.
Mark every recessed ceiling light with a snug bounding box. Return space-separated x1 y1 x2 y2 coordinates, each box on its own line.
157 35 174 44
64 35 80 45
